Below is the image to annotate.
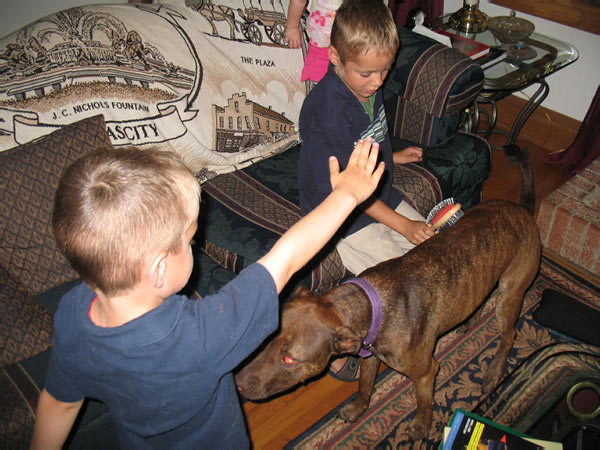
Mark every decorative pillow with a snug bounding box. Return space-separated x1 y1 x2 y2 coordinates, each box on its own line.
533 289 600 347
0 266 53 368
0 347 118 449
0 1 305 180
1 360 40 446
0 114 112 295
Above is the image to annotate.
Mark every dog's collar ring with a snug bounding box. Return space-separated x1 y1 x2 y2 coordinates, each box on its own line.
343 278 382 358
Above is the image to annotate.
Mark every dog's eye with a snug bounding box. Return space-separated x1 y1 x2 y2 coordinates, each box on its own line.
283 355 296 365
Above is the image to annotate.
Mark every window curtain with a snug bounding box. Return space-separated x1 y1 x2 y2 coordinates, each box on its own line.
541 84 600 176
388 0 444 27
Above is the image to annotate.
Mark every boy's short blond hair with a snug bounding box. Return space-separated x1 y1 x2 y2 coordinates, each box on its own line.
330 0 399 63
53 146 200 296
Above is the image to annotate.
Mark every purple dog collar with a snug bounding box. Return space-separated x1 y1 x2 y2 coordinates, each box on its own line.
343 278 382 358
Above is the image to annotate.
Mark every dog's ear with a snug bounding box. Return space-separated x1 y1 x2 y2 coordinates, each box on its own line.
332 327 362 354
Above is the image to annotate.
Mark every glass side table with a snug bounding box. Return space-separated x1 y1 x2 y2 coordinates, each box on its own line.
435 15 579 147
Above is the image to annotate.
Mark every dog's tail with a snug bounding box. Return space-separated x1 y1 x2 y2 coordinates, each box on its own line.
503 144 535 215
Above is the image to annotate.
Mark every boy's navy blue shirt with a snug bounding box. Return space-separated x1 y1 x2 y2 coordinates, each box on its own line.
298 63 403 237
45 263 278 449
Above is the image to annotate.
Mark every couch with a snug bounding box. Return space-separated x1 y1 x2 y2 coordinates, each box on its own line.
0 1 490 447
199 25 491 296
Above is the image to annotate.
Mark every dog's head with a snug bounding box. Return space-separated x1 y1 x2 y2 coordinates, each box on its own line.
235 287 363 400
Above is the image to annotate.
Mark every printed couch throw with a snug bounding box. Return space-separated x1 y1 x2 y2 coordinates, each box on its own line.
0 0 305 180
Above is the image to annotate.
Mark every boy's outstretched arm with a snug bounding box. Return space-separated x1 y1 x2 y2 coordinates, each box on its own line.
30 389 83 450
258 138 384 293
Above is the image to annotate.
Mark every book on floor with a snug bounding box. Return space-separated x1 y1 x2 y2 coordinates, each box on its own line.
434 30 490 60
441 409 563 450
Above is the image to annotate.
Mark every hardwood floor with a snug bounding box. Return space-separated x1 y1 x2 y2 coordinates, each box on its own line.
242 96 578 449
478 96 576 218
483 130 570 219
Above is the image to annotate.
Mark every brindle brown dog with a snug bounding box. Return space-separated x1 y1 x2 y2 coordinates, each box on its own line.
235 150 541 440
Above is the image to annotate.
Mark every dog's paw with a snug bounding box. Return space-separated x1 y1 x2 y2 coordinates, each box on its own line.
407 420 429 441
482 378 497 395
482 371 502 394
482 359 505 393
338 400 367 422
457 322 470 334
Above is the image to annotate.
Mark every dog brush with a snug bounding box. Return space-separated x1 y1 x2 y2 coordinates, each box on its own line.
426 198 464 232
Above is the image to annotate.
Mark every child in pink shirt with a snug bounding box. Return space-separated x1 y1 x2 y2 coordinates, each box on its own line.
286 0 343 82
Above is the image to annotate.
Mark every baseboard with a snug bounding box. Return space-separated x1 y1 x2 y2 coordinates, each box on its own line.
478 95 581 152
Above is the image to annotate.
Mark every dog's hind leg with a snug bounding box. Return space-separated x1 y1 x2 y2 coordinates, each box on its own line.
458 300 487 334
482 276 529 392
459 282 502 334
338 357 380 422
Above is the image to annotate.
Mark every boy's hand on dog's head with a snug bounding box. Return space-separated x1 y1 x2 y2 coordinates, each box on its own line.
329 138 385 205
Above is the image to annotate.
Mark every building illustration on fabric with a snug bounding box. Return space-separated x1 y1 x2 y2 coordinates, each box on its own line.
0 2 303 177
0 8 194 101
185 0 287 46
0 5 202 152
214 92 295 152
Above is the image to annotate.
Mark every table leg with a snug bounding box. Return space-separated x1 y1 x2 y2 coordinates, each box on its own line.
483 98 498 141
468 79 550 149
508 79 550 145
469 97 507 150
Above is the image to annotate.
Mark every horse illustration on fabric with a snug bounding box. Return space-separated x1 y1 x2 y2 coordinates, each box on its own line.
185 0 287 46
185 0 239 40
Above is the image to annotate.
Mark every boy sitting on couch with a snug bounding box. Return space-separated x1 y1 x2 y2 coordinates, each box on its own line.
298 0 434 380
30 140 384 448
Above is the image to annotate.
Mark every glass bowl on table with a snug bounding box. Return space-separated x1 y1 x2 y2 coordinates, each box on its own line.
487 10 536 61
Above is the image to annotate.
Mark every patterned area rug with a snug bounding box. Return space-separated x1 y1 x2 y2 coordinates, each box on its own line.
285 255 600 449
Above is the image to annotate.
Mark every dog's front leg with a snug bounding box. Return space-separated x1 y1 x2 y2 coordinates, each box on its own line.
408 357 439 440
338 357 379 422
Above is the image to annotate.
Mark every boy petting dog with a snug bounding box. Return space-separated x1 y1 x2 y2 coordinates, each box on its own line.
298 0 433 380
31 140 384 448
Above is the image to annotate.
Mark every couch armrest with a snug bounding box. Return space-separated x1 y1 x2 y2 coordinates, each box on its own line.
383 27 484 147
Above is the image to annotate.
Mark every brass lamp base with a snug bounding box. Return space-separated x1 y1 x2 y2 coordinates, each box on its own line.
449 6 488 34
